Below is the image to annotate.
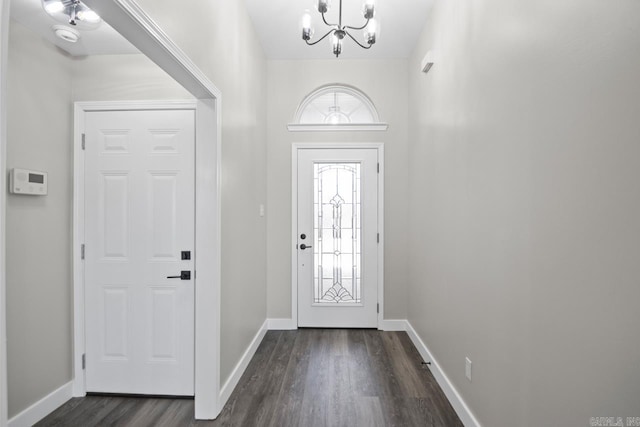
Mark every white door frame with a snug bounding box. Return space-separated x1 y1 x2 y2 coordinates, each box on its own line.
73 99 201 393
291 142 385 329
0 0 9 424
1 0 223 421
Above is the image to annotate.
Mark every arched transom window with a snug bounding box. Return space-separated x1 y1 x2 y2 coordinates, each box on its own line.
288 84 388 132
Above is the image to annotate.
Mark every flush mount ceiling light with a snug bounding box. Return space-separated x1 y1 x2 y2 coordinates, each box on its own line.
301 0 379 58
42 0 102 30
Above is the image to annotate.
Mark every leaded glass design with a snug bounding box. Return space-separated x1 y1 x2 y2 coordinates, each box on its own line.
313 163 361 304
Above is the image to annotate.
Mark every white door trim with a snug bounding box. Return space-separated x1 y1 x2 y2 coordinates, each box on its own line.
0 0 9 424
73 1 223 417
74 100 220 416
74 100 198 396
291 142 385 329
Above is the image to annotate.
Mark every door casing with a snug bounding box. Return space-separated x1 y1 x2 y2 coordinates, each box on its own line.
291 142 385 329
73 100 219 416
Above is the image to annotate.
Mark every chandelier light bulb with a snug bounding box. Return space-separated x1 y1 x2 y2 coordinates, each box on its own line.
77 9 100 23
364 18 378 44
302 11 313 40
302 11 312 30
317 0 331 14
332 33 342 57
363 0 375 19
44 1 64 14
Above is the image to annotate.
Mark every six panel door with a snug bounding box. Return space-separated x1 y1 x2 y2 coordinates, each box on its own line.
84 109 195 395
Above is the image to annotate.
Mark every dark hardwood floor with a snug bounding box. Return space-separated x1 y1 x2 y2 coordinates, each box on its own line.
37 330 463 426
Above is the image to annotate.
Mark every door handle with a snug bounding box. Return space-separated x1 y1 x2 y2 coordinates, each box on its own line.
167 270 191 280
300 244 312 250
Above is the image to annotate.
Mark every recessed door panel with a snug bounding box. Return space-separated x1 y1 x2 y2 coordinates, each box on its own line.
101 174 129 259
149 287 177 361
100 129 130 153
102 287 129 360
149 129 181 153
149 173 178 259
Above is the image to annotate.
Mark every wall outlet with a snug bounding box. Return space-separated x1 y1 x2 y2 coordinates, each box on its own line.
465 357 472 382
259 204 265 217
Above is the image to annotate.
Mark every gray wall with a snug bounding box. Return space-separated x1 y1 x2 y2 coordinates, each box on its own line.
5 14 227 418
266 59 409 320
7 4 267 410
407 1 640 425
134 0 268 383
6 21 73 417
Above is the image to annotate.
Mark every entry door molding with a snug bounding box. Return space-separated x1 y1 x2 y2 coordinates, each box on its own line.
291 142 384 329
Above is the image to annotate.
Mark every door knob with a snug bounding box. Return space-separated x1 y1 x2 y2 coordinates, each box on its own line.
300 244 312 250
167 270 191 280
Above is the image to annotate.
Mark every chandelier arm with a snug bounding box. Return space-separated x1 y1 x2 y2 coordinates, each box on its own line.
344 30 373 49
305 29 336 46
321 12 338 28
344 18 370 31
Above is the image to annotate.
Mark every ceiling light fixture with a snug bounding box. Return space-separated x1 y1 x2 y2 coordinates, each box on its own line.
301 0 379 58
42 0 102 30
52 25 80 43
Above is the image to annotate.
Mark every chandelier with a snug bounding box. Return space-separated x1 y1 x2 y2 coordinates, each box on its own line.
301 0 379 58
42 0 102 29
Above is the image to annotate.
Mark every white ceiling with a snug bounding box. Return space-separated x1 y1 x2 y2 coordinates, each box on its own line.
10 0 432 59
245 0 433 59
10 0 138 56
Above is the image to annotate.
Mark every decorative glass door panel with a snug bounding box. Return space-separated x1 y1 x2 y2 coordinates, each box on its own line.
297 147 379 328
314 163 362 305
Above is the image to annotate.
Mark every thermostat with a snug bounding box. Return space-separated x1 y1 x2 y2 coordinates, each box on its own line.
9 168 48 195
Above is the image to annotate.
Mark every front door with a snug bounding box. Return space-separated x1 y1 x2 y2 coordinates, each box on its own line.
297 147 379 328
84 109 195 395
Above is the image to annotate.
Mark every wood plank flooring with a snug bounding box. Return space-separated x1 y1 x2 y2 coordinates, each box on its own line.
37 330 463 427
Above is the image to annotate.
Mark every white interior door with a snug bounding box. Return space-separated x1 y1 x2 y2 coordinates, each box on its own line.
297 148 379 328
84 109 195 395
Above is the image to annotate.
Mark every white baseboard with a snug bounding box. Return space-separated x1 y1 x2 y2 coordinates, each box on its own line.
267 318 297 330
8 381 73 427
267 318 409 331
378 319 408 331
218 319 268 408
405 321 482 427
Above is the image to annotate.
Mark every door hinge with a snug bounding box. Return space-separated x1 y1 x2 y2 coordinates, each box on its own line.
377 303 379 314
377 233 380 243
82 353 86 370
81 244 85 260
377 162 380 173
81 133 86 150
